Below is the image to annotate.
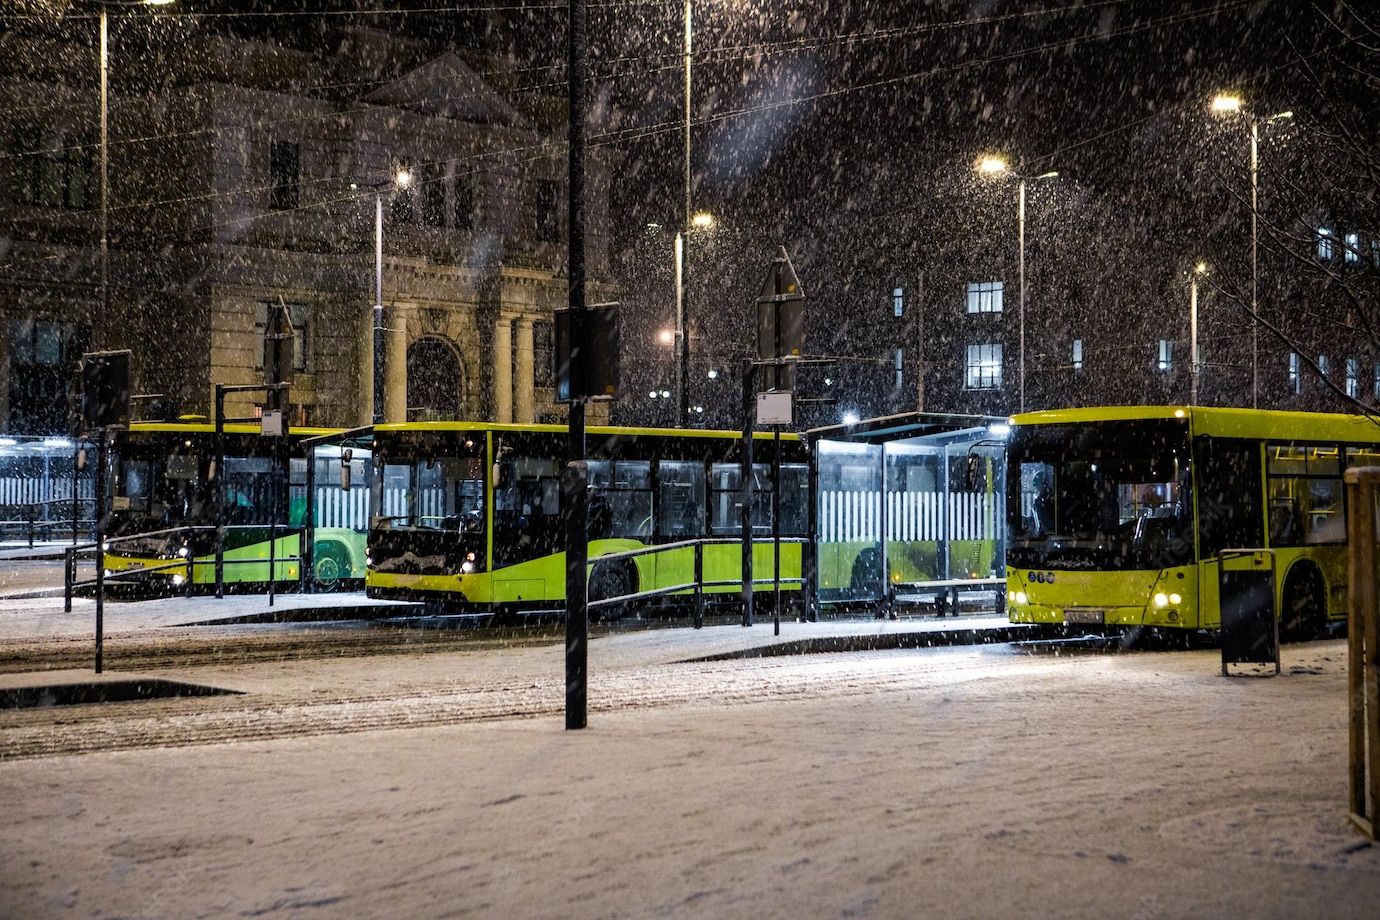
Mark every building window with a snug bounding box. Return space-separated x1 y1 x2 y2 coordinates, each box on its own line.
1317 227 1335 260
1374 361 1380 400
1072 339 1083 371
965 281 1003 314
1157 339 1173 373
533 320 554 389
11 125 92 210
1347 358 1360 398
1289 353 1300 394
421 163 445 227
268 140 300 210
6 318 89 434
894 348 904 388
254 302 308 373
453 169 474 230
1317 354 1330 389
892 287 904 317
964 343 1002 389
1346 232 1361 263
536 179 561 242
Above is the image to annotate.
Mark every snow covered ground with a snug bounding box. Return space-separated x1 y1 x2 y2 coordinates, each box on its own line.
1 623 1377 919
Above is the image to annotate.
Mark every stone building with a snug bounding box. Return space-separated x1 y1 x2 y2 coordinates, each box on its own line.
0 24 616 433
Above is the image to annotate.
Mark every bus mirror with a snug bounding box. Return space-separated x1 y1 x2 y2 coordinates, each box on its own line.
966 452 981 491
340 461 351 492
341 448 352 463
76 448 87 472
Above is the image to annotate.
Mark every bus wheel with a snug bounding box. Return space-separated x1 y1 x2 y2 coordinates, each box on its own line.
589 561 636 621
1281 565 1325 642
313 545 348 592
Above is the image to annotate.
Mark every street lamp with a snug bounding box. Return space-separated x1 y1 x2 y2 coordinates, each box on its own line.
674 210 712 426
977 157 1058 413
351 169 411 425
98 1 175 338
1190 261 1208 405
1211 94 1293 409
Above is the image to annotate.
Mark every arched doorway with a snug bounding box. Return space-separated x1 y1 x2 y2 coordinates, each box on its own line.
406 336 465 421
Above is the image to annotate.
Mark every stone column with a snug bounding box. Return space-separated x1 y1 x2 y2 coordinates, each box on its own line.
494 314 513 423
385 307 409 422
515 315 535 424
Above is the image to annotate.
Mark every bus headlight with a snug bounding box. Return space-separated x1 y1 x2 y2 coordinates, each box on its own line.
172 574 185 587
1014 591 1028 605
1154 592 1169 607
1169 593 1182 605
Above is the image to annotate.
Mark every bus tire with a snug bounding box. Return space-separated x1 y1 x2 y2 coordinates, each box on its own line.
589 560 636 621
1281 564 1325 642
313 544 349 592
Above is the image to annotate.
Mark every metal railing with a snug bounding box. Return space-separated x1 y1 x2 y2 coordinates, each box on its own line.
585 536 807 629
1343 467 1380 842
1 498 96 547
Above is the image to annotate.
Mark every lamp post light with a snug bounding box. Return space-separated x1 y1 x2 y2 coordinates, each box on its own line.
674 211 712 426
977 157 1058 413
352 169 411 425
1190 261 1208 406
1211 94 1293 409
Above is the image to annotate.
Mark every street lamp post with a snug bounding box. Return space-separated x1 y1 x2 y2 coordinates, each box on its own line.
353 170 411 425
1211 95 1293 409
978 157 1057 413
675 0 693 427
1190 261 1207 406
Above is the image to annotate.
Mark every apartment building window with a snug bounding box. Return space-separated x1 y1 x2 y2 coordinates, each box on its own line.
1289 353 1301 394
268 140 300 210
964 343 1002 389
965 281 1003 314
255 302 308 373
454 169 475 230
1317 354 1330 389
11 125 92 210
1072 339 1083 371
1346 232 1361 264
892 287 904 317
421 163 446 227
1374 361 1380 400
1347 358 1360 398
894 348 904 388
1157 339 1173 373
1317 227 1335 260
536 179 561 242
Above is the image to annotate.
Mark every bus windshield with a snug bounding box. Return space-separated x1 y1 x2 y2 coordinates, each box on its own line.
1007 419 1193 571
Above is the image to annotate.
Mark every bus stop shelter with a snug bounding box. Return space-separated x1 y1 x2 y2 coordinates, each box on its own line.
806 412 1008 617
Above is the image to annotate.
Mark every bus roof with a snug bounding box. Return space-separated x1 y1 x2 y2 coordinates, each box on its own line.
125 421 345 439
1009 405 1380 443
371 421 802 442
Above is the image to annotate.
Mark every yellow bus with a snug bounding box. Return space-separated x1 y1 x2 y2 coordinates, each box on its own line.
104 422 370 592
1005 406 1380 640
366 422 808 618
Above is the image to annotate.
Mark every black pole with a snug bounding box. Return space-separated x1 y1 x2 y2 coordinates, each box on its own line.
741 358 754 627
773 426 781 636
565 0 589 730
214 385 226 599
93 429 105 673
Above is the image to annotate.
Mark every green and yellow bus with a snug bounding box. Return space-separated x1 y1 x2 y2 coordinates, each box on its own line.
1005 405 1380 640
104 422 370 592
366 422 808 617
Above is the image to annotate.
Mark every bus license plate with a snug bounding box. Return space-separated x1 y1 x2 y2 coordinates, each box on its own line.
1065 608 1105 625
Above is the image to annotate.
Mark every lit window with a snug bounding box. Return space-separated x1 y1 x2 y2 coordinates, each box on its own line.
965 281 1004 314
965 343 1003 389
1347 358 1360 398
1346 233 1361 263
1289 353 1301 394
1317 227 1335 260
1374 362 1380 400
895 348 904 388
1157 339 1173 373
1318 355 1330 388
1072 339 1083 371
893 287 904 317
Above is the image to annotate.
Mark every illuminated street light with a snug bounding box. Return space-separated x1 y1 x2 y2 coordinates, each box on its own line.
1190 261 1208 406
352 168 414 424
976 157 1059 413
1211 93 1294 408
